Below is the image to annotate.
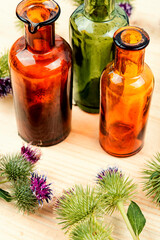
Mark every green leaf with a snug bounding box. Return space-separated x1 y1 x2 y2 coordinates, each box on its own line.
0 188 12 202
127 201 146 236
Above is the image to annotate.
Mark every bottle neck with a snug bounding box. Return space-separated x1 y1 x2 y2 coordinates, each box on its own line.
84 0 115 21
25 23 55 53
115 47 145 77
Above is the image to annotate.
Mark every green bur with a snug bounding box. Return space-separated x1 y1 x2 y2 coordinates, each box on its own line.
70 1 128 113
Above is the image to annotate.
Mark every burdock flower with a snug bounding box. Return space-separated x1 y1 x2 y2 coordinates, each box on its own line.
21 144 41 164
56 185 104 231
30 173 52 204
119 2 133 17
96 167 136 214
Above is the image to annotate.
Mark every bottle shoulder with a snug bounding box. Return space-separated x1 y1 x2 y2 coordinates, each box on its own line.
101 63 154 96
9 35 72 77
70 4 128 36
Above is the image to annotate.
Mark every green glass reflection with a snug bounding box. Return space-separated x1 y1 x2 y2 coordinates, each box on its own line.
70 0 129 113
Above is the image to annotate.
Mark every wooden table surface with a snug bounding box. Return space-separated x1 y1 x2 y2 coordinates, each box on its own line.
0 0 160 239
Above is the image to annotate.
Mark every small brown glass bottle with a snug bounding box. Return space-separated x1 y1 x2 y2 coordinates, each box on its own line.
100 26 154 157
9 0 72 146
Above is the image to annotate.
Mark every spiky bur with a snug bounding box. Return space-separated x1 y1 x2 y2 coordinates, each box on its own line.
0 154 34 182
30 173 53 205
142 153 160 205
96 167 139 240
70 218 113 240
96 167 136 214
12 179 38 213
56 185 105 231
21 144 41 164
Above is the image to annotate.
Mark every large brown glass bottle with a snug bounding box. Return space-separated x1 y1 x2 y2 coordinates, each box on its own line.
9 0 72 146
100 26 154 157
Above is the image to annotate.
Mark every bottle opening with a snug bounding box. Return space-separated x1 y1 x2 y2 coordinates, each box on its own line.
16 0 60 33
113 26 150 50
26 5 52 23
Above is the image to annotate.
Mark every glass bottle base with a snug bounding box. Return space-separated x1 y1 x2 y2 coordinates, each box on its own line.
100 141 144 158
75 101 99 114
18 128 71 147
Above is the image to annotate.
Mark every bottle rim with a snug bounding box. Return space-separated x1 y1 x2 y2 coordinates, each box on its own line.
16 0 60 33
113 26 150 51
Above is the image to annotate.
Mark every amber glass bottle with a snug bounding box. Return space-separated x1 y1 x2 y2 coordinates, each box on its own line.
9 0 72 146
100 26 154 157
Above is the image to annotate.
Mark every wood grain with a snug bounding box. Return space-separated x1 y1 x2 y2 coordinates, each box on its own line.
0 0 160 239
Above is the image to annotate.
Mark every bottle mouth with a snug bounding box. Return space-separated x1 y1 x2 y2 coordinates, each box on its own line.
113 26 150 51
16 0 60 33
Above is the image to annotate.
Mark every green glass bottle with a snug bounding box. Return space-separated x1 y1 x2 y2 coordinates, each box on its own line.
70 0 129 113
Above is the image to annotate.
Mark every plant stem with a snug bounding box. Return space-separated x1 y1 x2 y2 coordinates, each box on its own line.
117 201 138 240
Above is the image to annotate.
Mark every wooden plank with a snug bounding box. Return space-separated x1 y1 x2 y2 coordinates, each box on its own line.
0 0 160 239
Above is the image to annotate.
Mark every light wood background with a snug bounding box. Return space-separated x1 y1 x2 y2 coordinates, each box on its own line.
0 0 160 239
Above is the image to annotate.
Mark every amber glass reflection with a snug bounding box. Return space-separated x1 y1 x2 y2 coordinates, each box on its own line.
9 0 72 146
100 27 154 157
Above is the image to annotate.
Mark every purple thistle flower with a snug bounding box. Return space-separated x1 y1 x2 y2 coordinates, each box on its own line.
96 167 122 182
0 77 12 97
30 173 52 204
119 2 133 17
21 144 41 164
